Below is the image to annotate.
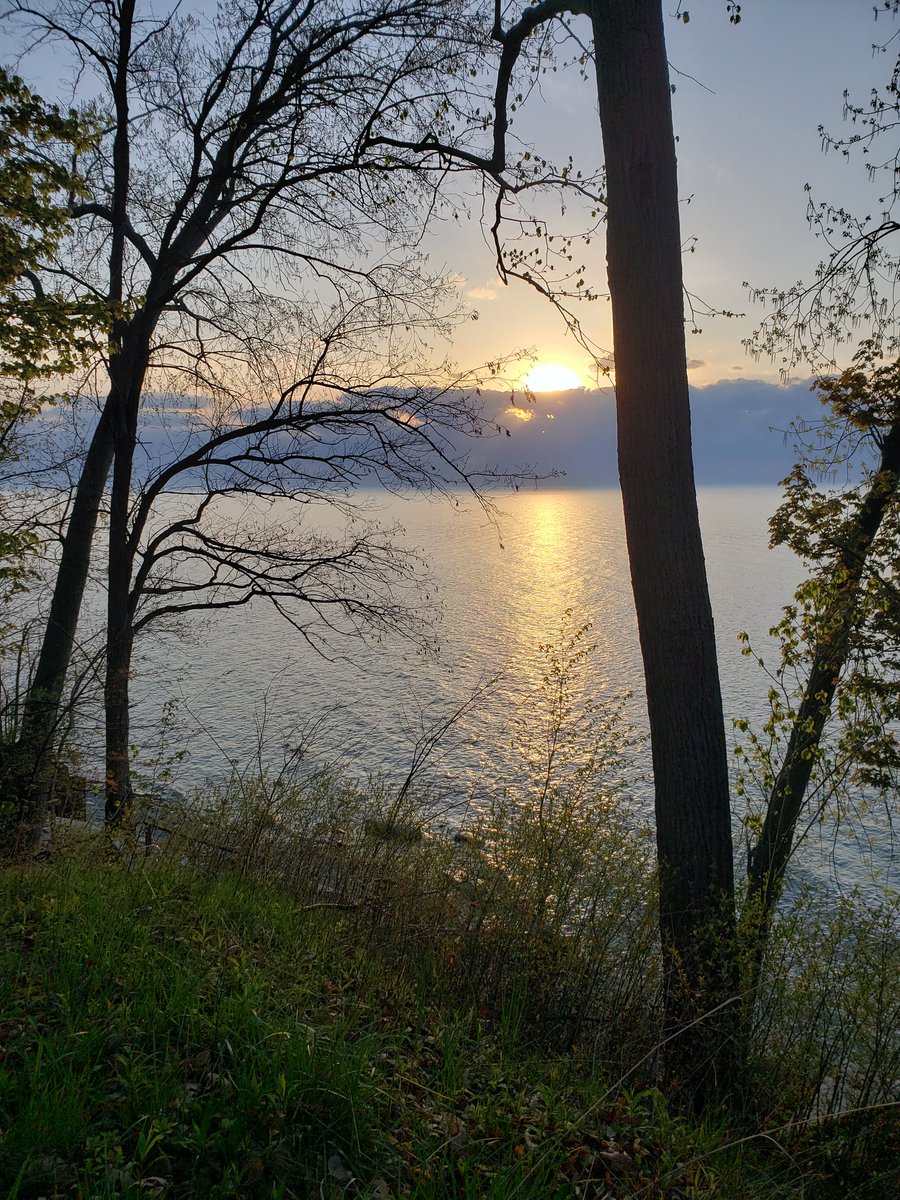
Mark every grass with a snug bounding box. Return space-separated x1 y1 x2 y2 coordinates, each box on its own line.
1 849 895 1199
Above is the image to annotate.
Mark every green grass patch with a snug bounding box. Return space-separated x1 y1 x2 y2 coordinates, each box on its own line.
0 854 894 1198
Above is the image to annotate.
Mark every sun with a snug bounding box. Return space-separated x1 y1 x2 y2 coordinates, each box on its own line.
522 363 585 392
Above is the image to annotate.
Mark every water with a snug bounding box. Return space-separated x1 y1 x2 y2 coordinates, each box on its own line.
123 486 894 897
131 488 790 760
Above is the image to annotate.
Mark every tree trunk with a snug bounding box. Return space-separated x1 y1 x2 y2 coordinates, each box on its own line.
8 403 115 851
591 0 738 1097
745 419 900 963
103 323 152 826
104 569 134 826
104 413 136 827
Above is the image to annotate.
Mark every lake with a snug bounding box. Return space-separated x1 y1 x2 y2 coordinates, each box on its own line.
123 486 896 901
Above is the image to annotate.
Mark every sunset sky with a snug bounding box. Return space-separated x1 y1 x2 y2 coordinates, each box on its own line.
9 1 895 397
424 0 896 391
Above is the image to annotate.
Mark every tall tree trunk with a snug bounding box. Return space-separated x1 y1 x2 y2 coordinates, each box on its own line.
745 419 900 965
103 340 145 826
104 408 134 827
9 404 116 849
591 0 738 1097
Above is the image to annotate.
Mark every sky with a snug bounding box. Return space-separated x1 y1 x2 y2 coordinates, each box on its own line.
425 0 898 390
8 0 898 481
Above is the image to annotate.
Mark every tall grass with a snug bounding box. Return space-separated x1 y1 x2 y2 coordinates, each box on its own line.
0 857 793 1199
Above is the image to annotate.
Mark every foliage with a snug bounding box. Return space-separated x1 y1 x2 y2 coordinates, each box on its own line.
769 352 900 790
735 347 900 914
748 885 900 1124
0 67 104 598
0 67 102 388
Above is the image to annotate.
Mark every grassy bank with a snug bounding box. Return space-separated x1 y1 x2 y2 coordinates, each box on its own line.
0 844 895 1199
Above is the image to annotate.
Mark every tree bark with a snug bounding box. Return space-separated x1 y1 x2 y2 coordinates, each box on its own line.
591 0 738 1097
104 581 135 826
103 330 149 825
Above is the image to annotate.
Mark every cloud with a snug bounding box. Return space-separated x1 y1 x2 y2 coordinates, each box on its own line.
456 377 823 486
467 286 497 301
686 358 705 370
31 377 824 494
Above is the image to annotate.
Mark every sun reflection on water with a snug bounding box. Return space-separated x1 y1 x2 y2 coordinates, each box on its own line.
506 493 614 632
